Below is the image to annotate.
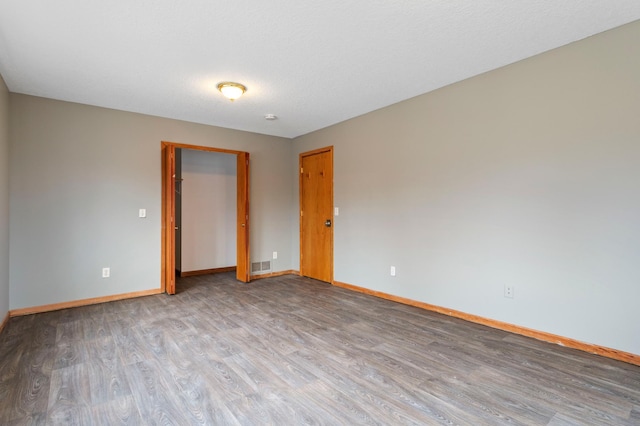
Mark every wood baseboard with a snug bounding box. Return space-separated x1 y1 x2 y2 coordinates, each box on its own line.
9 288 164 317
333 280 640 366
0 311 9 335
251 270 299 280
7 270 303 318
180 266 236 277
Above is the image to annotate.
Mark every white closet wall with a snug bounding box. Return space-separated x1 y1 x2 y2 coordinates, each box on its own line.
181 149 237 272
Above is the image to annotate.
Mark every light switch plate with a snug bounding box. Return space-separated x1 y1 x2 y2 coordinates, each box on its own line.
139 209 146 218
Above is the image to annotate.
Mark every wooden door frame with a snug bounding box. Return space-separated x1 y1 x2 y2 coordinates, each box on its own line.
161 141 250 294
299 146 334 283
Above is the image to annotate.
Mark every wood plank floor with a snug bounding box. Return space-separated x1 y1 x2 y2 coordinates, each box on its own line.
0 272 638 425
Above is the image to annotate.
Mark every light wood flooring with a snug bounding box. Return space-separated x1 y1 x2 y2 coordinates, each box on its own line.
0 272 639 425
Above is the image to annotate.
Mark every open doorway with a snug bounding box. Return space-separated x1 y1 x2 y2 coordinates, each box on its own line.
176 148 237 277
161 142 250 294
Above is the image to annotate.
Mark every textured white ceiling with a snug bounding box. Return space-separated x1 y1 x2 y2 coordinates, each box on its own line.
0 1 639 138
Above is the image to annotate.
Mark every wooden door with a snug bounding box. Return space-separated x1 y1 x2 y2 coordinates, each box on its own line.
161 143 176 294
236 152 250 282
300 147 333 283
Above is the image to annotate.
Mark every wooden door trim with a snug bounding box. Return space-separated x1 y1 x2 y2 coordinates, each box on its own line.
161 141 251 294
300 146 333 157
161 143 175 293
236 151 250 282
299 146 334 283
162 141 246 156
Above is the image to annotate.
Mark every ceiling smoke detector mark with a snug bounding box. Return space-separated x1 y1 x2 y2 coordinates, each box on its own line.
264 114 278 121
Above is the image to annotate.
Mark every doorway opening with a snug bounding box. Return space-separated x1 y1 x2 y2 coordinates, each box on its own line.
161 141 250 294
175 148 238 277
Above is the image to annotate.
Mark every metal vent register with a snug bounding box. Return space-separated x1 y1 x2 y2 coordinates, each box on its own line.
251 260 271 273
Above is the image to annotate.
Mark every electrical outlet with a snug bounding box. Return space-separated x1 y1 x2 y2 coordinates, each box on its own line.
504 285 514 298
390 266 396 276
102 267 110 278
273 251 278 260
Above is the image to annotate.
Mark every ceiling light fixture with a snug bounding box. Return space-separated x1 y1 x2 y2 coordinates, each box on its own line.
217 82 246 101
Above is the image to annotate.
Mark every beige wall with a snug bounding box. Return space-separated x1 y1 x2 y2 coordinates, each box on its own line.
5 20 640 357
9 95 293 309
180 149 237 272
0 74 9 321
293 21 640 355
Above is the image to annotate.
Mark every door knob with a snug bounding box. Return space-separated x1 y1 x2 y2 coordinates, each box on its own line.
325 219 332 227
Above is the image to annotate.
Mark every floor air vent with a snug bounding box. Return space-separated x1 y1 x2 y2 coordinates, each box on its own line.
251 261 271 273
